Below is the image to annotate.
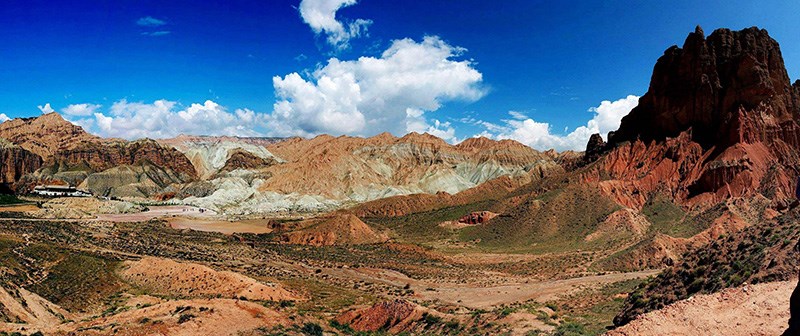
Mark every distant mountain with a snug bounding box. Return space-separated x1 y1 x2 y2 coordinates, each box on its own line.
0 113 561 213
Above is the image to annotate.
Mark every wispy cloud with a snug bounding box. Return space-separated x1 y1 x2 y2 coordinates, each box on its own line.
298 0 372 51
141 31 171 37
136 16 166 27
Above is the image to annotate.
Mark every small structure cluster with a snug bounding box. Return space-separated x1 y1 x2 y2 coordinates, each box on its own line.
32 185 92 197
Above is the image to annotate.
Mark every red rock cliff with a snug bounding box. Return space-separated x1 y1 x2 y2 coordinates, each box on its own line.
588 27 800 208
48 139 197 179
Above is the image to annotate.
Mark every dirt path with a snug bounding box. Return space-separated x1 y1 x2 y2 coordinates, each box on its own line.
167 217 274 234
327 267 660 309
608 280 793 336
95 205 216 222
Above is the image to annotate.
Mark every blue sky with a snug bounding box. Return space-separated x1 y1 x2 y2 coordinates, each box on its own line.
2 0 799 150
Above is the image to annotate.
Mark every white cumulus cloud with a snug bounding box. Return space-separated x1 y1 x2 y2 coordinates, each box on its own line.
65 99 267 140
0 114 9 123
61 103 101 117
269 35 484 139
299 0 372 50
475 95 640 151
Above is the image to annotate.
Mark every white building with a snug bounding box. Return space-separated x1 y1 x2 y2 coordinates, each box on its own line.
32 185 92 197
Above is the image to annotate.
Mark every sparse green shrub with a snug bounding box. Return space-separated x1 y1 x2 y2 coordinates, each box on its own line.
300 322 323 336
177 313 195 324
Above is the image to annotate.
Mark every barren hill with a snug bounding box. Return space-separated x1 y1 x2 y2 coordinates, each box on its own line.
281 213 389 246
0 112 99 159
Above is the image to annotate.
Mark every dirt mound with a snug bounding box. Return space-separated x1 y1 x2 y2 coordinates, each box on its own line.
281 214 389 246
334 299 427 333
608 281 792 336
0 284 73 330
119 257 301 301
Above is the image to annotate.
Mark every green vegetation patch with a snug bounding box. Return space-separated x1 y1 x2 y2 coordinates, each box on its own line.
29 250 126 313
460 184 620 253
365 200 496 245
0 194 25 206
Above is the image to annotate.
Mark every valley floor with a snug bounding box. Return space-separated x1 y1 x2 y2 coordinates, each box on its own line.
1 198 793 336
0 202 661 335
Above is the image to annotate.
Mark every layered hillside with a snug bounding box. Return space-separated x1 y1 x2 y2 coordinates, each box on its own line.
158 135 284 179
0 112 99 159
174 133 561 214
0 114 196 197
262 133 559 200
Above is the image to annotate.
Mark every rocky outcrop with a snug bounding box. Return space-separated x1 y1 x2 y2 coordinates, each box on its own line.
0 140 42 186
0 112 99 159
587 27 800 209
583 133 606 163
46 139 196 179
334 300 426 333
611 26 798 148
458 211 498 224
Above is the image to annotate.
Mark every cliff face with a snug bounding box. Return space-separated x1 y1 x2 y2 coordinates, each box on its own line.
604 26 800 327
0 141 42 185
587 27 800 208
46 139 197 180
611 26 799 148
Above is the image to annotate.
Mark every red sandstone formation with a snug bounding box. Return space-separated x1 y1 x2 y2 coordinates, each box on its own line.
217 149 278 174
585 27 800 209
334 300 425 333
47 139 197 179
0 144 42 185
457 211 498 224
0 112 99 159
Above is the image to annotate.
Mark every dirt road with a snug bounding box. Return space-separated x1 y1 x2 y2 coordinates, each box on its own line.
327 267 660 309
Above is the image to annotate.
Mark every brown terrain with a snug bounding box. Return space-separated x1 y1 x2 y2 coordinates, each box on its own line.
281 214 390 246
609 281 793 336
119 257 301 301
